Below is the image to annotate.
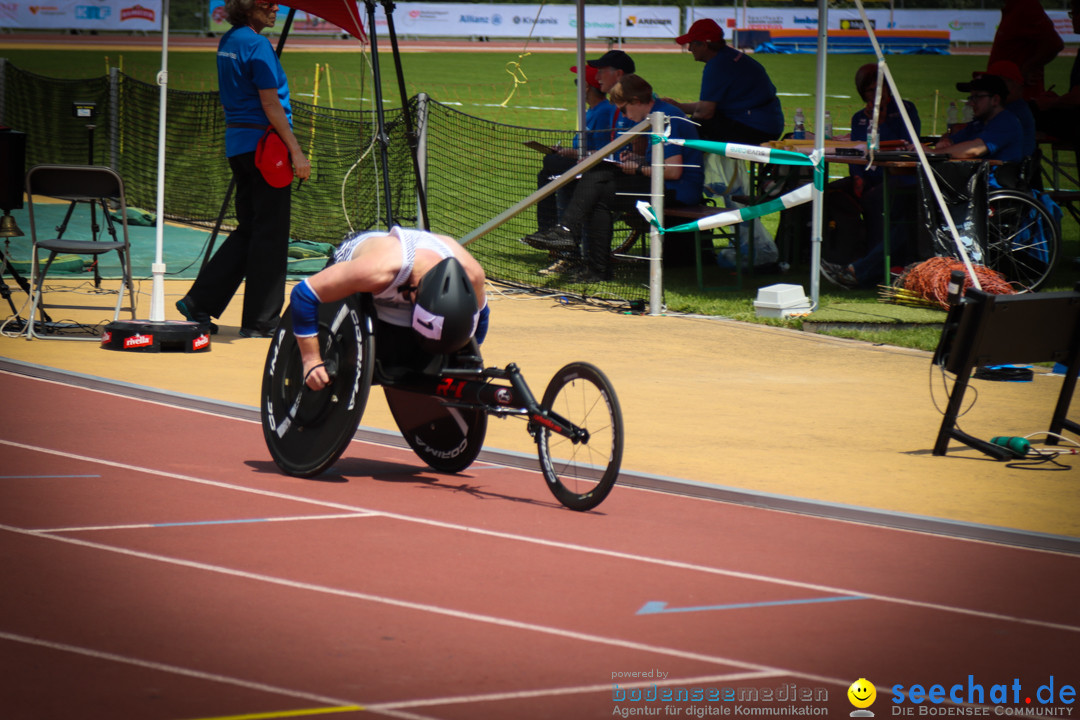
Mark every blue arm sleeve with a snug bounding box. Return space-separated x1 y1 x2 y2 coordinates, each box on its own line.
290 280 321 338
475 302 490 345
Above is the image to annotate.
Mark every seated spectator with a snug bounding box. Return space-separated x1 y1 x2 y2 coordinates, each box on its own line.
821 64 923 289
527 51 633 277
660 18 784 145
533 65 616 252
935 74 1026 163
521 74 704 283
823 73 1027 290
973 61 1036 160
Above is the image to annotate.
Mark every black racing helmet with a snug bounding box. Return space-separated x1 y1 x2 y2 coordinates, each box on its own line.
411 256 479 354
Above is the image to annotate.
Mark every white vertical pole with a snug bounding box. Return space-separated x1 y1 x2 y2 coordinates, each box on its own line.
150 0 170 322
852 0 981 289
618 0 623 49
809 0 827 308
576 1 586 140
649 111 665 316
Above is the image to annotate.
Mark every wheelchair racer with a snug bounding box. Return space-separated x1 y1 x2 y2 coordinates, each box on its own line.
290 226 488 391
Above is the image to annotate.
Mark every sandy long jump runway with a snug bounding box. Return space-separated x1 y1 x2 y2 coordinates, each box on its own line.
0 369 1078 720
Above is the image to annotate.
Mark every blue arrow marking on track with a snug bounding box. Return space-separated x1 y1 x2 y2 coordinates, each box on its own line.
637 595 868 616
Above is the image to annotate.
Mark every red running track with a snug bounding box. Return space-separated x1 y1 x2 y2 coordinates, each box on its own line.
0 369 1078 720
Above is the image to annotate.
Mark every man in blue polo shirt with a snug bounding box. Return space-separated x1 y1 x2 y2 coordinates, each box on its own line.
661 18 784 144
935 74 1025 163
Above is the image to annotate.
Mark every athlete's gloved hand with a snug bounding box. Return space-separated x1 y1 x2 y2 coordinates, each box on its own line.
475 302 490 345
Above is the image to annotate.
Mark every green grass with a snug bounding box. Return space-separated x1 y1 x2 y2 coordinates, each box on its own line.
3 43 1078 353
4 45 1077 132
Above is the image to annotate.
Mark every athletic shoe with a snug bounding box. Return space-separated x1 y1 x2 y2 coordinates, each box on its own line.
538 258 575 276
520 227 577 252
820 261 859 289
567 268 610 285
176 296 218 334
239 326 276 339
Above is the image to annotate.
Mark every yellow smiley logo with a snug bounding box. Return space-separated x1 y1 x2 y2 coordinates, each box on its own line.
848 678 877 709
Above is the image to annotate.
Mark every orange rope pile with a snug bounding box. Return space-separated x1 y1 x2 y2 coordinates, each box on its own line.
885 257 1015 310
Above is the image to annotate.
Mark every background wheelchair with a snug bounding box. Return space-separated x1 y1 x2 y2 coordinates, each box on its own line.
260 294 624 512
918 159 1061 291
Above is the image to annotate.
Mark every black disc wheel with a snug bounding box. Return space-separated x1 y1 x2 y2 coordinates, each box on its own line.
385 387 488 474
261 296 374 477
984 190 1060 292
536 362 623 511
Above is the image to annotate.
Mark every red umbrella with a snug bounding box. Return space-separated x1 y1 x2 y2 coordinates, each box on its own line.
284 0 367 42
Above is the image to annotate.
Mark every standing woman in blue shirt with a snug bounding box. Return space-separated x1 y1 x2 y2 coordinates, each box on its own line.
177 0 311 338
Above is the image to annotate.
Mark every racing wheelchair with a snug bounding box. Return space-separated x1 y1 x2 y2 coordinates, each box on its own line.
260 294 624 511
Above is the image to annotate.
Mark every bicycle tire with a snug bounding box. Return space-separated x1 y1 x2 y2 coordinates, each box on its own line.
984 190 1060 292
536 362 623 511
261 296 375 477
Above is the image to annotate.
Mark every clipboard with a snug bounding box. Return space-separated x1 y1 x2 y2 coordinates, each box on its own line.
524 141 557 155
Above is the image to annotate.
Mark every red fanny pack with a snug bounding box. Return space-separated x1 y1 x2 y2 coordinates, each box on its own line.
255 126 293 188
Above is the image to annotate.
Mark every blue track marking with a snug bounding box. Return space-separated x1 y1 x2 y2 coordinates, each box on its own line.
637 595 868 616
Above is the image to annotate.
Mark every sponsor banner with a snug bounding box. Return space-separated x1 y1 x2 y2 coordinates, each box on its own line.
690 6 1079 44
207 2 678 39
4 0 160 30
385 3 679 40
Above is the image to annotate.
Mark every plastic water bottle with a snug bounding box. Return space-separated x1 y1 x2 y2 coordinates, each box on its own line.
962 103 973 124
946 101 958 133
823 110 833 140
793 108 806 140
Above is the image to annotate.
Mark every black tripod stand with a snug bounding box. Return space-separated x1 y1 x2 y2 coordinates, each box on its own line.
50 120 110 288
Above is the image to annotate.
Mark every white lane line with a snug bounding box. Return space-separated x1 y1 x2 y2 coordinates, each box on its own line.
0 630 360 708
366 672 782 712
1 521 851 687
40 512 380 534
2 438 1078 634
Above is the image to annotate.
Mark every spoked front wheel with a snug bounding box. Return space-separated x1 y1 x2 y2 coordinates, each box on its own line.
536 362 623 511
984 190 1060 292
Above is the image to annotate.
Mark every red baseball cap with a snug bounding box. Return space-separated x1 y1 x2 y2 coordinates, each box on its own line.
676 18 724 45
975 60 1023 86
570 64 602 90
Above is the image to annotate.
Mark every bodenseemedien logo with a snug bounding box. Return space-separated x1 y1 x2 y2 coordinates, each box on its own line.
849 678 878 717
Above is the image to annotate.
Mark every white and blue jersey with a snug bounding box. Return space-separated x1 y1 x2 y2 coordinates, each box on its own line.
334 227 456 327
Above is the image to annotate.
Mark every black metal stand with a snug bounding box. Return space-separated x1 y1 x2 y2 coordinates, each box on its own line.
0 237 35 321
382 0 429 229
365 0 395 229
51 123 107 287
932 283 1080 458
